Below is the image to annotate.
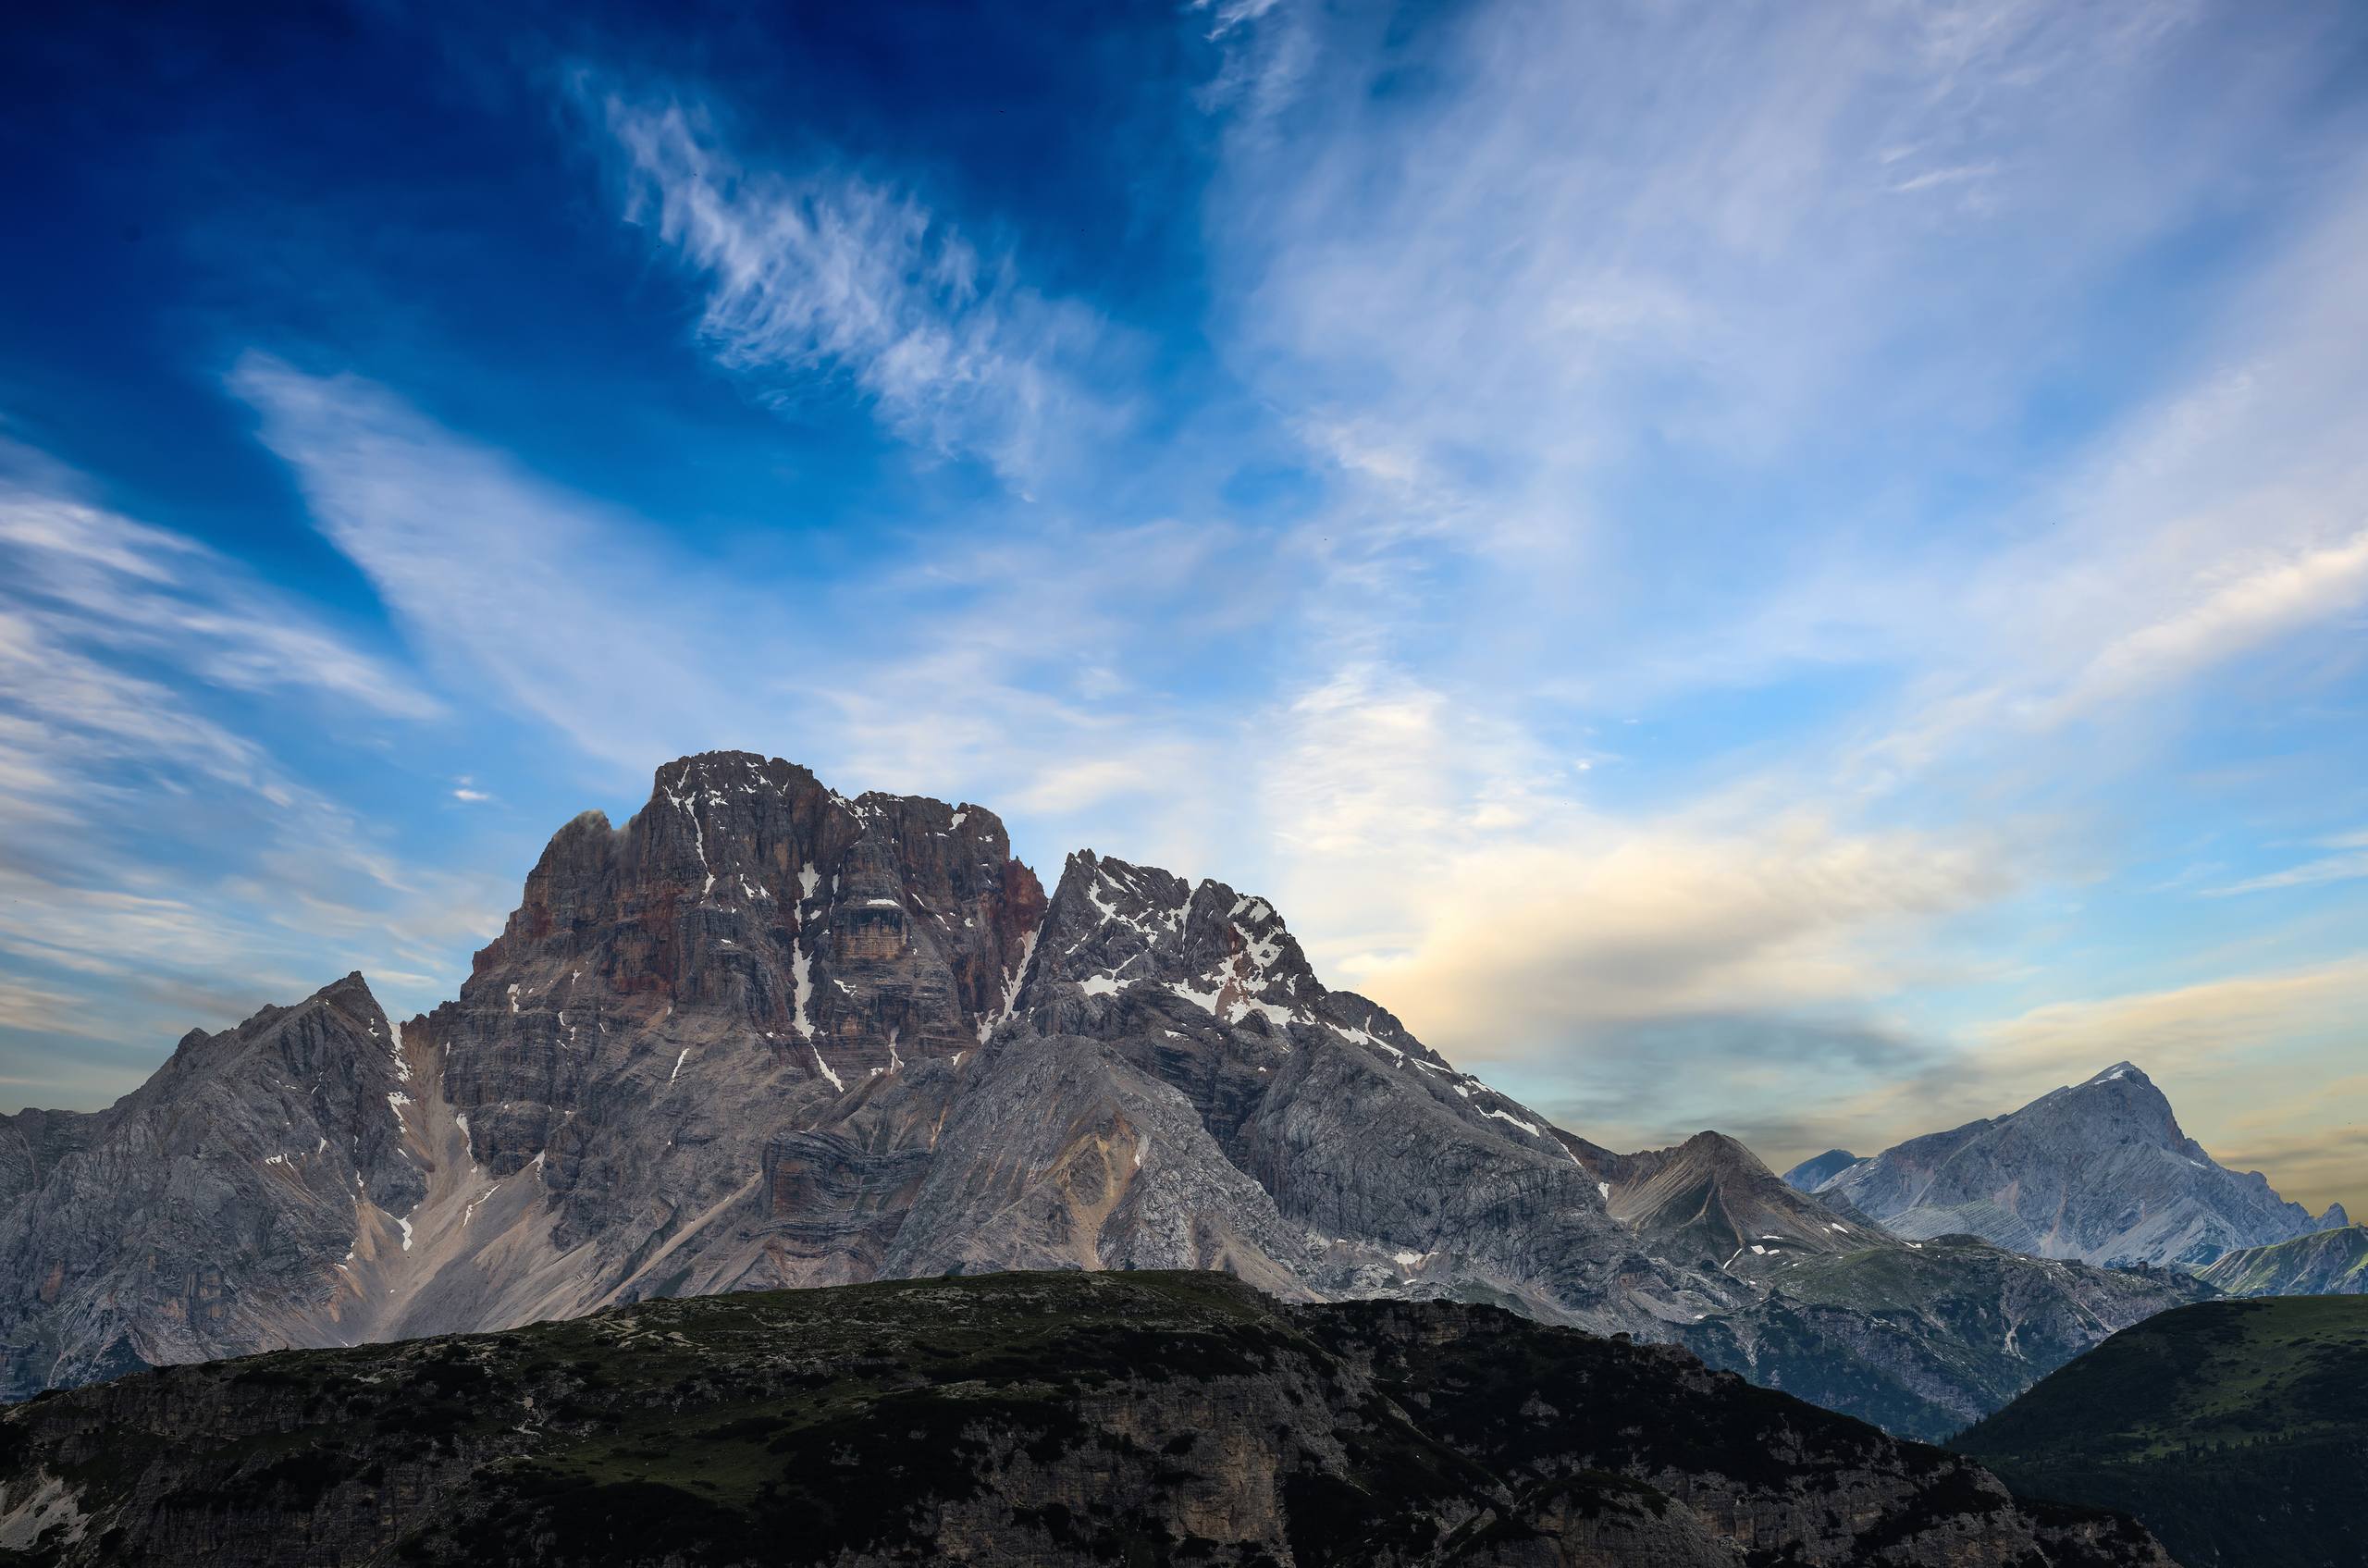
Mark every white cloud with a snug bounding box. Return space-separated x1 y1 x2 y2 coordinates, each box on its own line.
2210 849 2368 897
0 463 438 833
0 453 509 1090
590 85 1115 488
231 352 749 773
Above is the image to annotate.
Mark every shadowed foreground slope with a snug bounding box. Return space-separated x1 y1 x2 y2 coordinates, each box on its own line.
0 1271 2172 1567
1953 1295 2368 1568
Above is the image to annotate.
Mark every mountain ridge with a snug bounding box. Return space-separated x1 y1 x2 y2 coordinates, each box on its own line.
0 750 2207 1440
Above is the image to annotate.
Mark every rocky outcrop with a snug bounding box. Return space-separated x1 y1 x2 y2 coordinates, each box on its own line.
2196 1223 2368 1296
0 753 2208 1441
1811 1062 2346 1268
0 1271 2178 1568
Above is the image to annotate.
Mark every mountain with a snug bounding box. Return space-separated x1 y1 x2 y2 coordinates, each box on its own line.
0 1270 2178 1567
1808 1062 2347 1268
1575 1130 1879 1273
0 752 2205 1439
2196 1223 2368 1297
1686 1235 2213 1442
1782 1148 1860 1191
0 972 426 1393
1952 1295 2368 1568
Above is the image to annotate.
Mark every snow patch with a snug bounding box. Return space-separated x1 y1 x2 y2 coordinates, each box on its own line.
792 934 815 1038
981 927 1039 1044
1483 1107 1539 1136
669 1048 690 1084
1168 980 1223 1014
664 764 716 899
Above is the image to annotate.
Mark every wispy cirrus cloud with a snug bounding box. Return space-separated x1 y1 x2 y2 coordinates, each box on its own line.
228 355 1273 873
2209 835 2368 896
0 449 507 1093
587 83 1118 489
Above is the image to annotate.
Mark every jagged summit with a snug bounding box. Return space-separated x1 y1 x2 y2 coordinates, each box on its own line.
1815 1060 2343 1267
1017 848 1457 1073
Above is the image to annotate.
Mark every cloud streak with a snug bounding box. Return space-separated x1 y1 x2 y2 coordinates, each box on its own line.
591 84 1116 488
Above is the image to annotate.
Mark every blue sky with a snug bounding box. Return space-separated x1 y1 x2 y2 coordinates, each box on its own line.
5 0 2367 1211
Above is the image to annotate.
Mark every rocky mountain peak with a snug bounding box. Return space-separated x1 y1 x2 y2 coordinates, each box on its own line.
1585 1129 1878 1274
462 750 1043 1087
1011 848 1497 1101
1020 850 1326 1033
1818 1060 2339 1267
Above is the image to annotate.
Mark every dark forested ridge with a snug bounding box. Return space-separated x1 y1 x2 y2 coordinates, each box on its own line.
1952 1295 2368 1568
0 1270 2176 1567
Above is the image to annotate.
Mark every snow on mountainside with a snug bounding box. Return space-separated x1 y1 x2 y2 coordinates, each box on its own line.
0 752 2207 1439
1813 1062 2347 1268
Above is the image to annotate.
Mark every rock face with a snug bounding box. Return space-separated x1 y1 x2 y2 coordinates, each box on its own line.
0 1270 2179 1568
2196 1223 2368 1296
0 974 422 1398
0 753 2206 1440
1810 1062 2347 1268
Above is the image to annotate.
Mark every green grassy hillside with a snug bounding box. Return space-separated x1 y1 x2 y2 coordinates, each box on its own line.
1951 1296 2368 1568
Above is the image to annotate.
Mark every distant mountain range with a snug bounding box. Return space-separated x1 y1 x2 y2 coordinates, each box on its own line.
1783 1063 2348 1268
0 753 2207 1440
2197 1223 2368 1296
1954 1295 2368 1568
0 1270 2180 1568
